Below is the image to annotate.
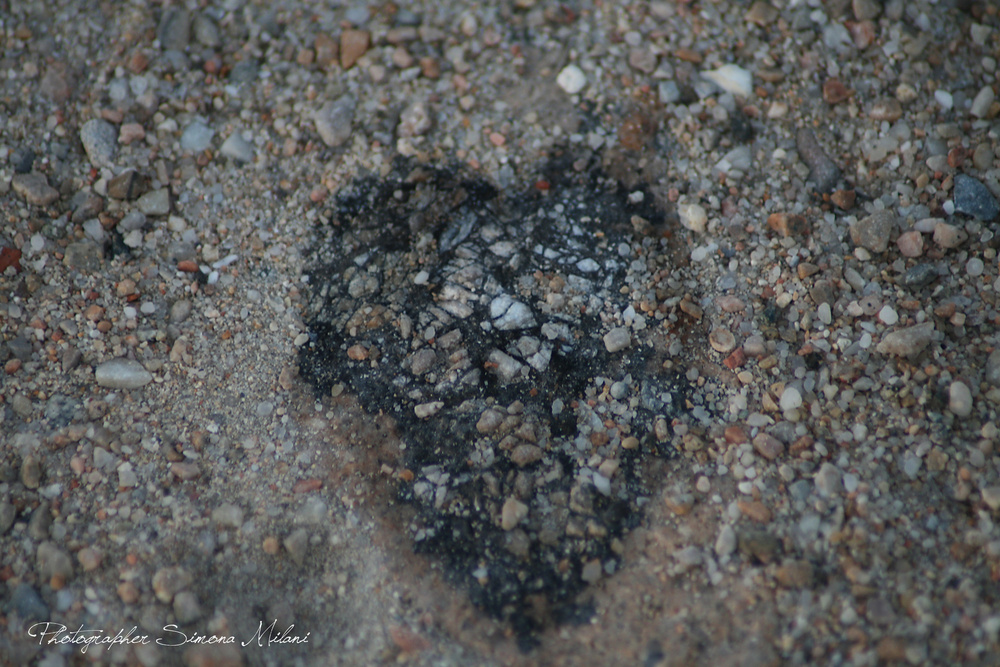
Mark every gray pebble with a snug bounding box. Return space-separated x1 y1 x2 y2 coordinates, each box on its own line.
0 501 15 535
229 59 259 84
137 188 171 216
170 299 193 323
174 591 203 623
159 7 191 51
28 503 52 540
814 462 842 497
315 95 356 148
796 128 841 193
192 13 221 47
603 327 631 353
180 121 214 152
714 524 737 556
63 241 104 273
295 497 328 525
876 322 935 357
10 584 49 622
95 358 153 389
119 211 148 231
953 174 999 222
986 349 1000 387
21 455 42 489
220 132 255 162
152 566 193 603
212 503 245 528
283 528 310 564
37 541 74 581
62 346 83 372
11 172 59 206
902 263 938 288
948 380 973 417
7 335 34 361
79 119 117 167
12 393 33 417
118 462 138 488
850 210 896 253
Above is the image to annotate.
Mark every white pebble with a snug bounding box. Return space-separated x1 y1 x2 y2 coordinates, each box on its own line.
934 89 953 110
780 386 803 411
678 203 708 233
95 358 153 389
967 258 985 277
702 64 753 98
603 327 631 353
878 305 898 325
949 381 973 417
556 65 586 94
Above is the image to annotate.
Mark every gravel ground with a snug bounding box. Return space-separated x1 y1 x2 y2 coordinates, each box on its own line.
2 0 1000 665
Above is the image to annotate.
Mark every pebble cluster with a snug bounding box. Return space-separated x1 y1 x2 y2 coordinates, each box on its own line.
0 0 999 664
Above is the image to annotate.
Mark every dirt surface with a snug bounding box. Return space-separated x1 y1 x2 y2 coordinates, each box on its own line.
2 1 1000 666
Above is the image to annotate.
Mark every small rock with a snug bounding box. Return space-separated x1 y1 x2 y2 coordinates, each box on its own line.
737 529 781 564
678 203 708 233
21 455 42 489
192 13 221 48
11 173 60 206
953 174 999 222
737 500 772 523
779 386 803 412
107 170 145 200
95 358 153 389
170 299 193 323
709 328 736 353
509 444 543 467
501 497 529 530
831 189 856 210
0 501 15 535
476 409 504 434
180 121 214 152
603 327 631 353
340 29 370 69
80 119 118 167
949 381 973 417
970 85 996 119
398 101 432 138
814 462 842 497
220 132 254 162
212 503 245 528
932 222 967 249
64 242 104 272
37 542 74 582
170 462 201 480
986 349 1000 387
10 584 49 622
896 230 923 257
850 210 896 253
158 7 191 51
152 566 192 604
580 558 602 583
117 462 138 488
869 98 902 121
796 128 841 193
715 524 737 557
852 0 881 21
77 547 102 572
982 487 1000 511
878 305 899 326
315 95 356 148
414 401 443 418
173 591 203 624
702 64 753 97
753 433 784 460
137 188 170 216
556 64 586 94
766 212 809 237
283 528 309 564
876 322 935 357
775 560 816 588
